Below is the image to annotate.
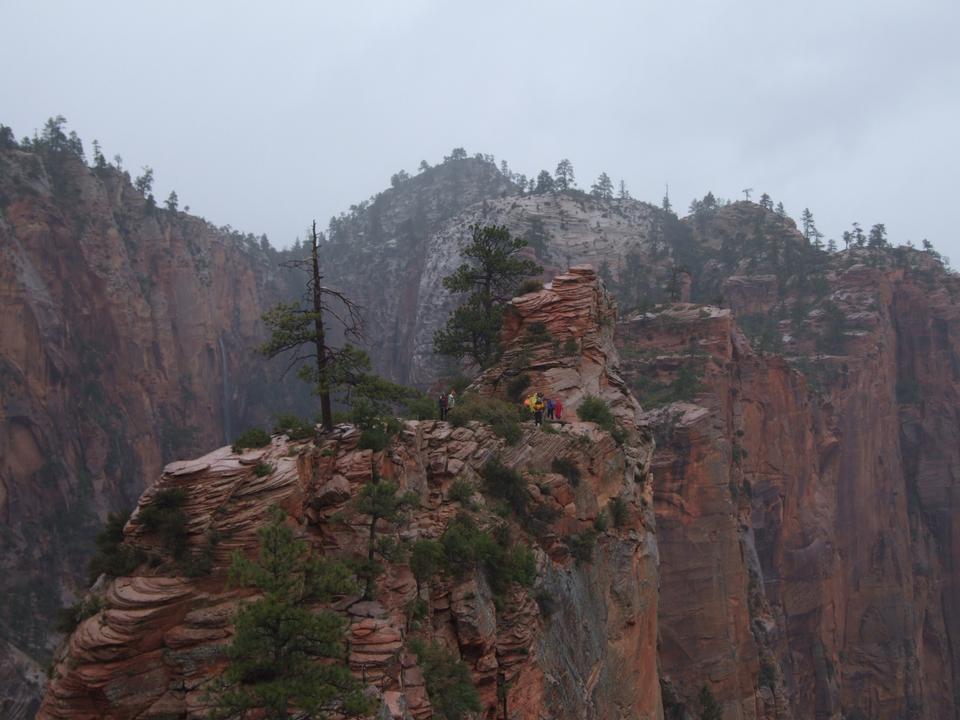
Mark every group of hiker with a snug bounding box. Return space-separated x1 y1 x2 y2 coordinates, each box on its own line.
437 389 457 421
436 387 563 428
524 392 562 427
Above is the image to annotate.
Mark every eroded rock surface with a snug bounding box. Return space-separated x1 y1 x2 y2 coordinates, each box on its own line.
40 271 660 720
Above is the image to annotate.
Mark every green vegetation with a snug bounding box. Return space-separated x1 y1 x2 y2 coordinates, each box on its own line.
481 457 528 516
351 480 419 597
209 507 368 719
608 497 628 527
55 594 105 635
739 313 784 353
517 278 544 295
434 224 542 368
525 321 552 344
87 509 142 583
448 393 522 445
253 462 274 478
593 510 609 532
448 478 476 506
260 222 412 432
551 457 581 486
272 414 314 441
357 426 391 451
409 639 481 720
409 539 446 596
440 513 536 596
577 395 628 444
232 427 271 453
577 395 616 427
402 392 438 421
139 488 189 560
568 528 598 563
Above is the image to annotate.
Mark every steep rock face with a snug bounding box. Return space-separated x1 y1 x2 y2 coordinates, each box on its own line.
320 158 517 385
40 271 661 719
473 266 641 427
618 252 960 720
0 145 303 706
408 194 673 385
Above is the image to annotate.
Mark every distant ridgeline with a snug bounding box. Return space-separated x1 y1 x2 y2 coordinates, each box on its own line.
2 118 958 720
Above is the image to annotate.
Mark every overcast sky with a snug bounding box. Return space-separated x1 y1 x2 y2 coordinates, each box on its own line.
3 0 959 259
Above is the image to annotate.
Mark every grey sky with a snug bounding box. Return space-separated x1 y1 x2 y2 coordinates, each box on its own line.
3 0 959 259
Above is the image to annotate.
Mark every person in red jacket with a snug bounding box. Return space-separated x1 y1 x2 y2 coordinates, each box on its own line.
554 398 564 420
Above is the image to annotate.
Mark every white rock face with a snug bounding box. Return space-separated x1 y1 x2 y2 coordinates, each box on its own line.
409 194 660 384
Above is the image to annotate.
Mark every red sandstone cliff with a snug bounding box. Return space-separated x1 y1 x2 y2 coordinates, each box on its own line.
38 268 661 720
7 133 960 720
0 143 305 713
617 247 960 720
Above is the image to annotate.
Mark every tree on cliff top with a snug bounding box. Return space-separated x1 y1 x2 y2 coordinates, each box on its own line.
433 224 541 369
259 221 366 431
208 507 370 719
260 222 413 432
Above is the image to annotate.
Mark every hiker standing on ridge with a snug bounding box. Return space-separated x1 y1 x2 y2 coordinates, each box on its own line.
447 389 456 414
554 397 564 420
438 392 448 421
533 393 545 427
546 397 555 421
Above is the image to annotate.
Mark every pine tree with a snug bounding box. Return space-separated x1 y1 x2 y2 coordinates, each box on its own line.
352 480 418 598
165 190 178 212
259 222 365 431
759 193 773 210
91 139 107 170
134 166 154 196
618 179 631 200
534 170 555 194
554 159 575 190
0 124 15 149
868 223 888 248
209 507 370 719
591 172 614 200
852 222 866 247
434 225 542 369
662 184 673 213
800 208 816 243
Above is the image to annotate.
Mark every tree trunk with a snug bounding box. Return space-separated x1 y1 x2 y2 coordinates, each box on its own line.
310 221 334 431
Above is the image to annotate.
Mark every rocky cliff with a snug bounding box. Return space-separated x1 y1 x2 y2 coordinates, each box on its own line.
6 137 960 719
0 141 308 715
39 268 662 720
616 246 960 719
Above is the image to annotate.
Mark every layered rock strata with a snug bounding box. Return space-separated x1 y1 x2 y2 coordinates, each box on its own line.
618 251 960 720
40 270 661 719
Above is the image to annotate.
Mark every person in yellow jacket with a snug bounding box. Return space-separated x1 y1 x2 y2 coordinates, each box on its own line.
532 393 546 427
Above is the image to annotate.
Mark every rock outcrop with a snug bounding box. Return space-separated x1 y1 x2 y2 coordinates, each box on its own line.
40 269 661 719
617 248 960 720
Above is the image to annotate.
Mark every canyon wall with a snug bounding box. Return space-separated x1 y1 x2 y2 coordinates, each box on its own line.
0 143 306 715
616 252 960 719
5 140 960 719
